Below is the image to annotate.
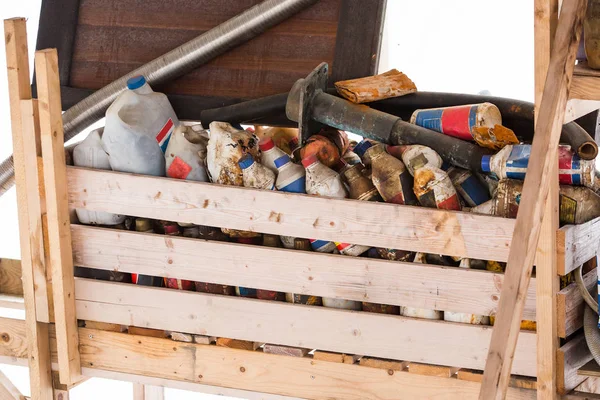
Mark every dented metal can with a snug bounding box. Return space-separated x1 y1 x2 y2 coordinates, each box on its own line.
386 144 443 176
354 141 417 205
410 103 501 141
341 163 382 202
413 166 461 210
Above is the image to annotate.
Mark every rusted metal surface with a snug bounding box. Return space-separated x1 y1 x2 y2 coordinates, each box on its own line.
334 69 417 104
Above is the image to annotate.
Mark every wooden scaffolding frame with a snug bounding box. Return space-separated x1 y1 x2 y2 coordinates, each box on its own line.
2 1 600 399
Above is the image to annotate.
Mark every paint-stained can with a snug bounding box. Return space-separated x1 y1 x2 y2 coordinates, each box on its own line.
446 166 491 207
413 166 461 210
386 145 443 177
341 163 382 202
410 103 501 141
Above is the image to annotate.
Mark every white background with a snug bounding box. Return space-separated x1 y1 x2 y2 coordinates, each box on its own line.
0 0 533 398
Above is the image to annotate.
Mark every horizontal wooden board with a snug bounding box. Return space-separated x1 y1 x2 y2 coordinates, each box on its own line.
558 333 594 394
569 75 600 101
558 268 597 338
557 217 600 275
71 225 536 318
66 167 515 261
73 279 537 376
76 328 536 400
0 295 25 311
0 317 27 360
0 259 23 296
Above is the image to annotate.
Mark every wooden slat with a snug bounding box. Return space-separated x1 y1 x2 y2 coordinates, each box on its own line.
75 328 537 400
0 295 25 311
579 360 600 378
5 17 54 400
0 317 27 360
564 99 600 124
558 333 593 394
0 259 23 296
0 371 25 400
479 0 586 398
558 268 597 338
557 218 600 275
66 168 515 261
570 75 600 101
457 369 538 391
71 225 536 318
36 48 81 385
576 377 600 395
73 279 537 376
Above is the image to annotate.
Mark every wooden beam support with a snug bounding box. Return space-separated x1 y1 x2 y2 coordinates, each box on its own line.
74 279 538 376
36 48 81 385
0 259 23 296
558 333 593 394
558 268 597 338
479 1 587 398
4 17 54 400
66 167 515 262
557 217 600 276
70 225 537 319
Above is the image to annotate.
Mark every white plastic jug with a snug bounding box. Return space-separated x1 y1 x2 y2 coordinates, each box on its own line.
165 124 209 182
72 128 126 225
102 75 179 176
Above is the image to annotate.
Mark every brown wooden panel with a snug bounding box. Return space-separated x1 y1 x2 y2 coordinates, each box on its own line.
69 0 344 99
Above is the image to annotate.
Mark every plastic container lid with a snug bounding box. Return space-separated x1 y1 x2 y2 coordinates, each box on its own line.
238 154 255 170
481 155 491 172
127 75 147 90
259 137 275 152
274 154 291 169
301 154 318 168
353 140 373 158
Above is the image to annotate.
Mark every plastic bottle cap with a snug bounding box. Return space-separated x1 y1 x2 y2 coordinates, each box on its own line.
127 75 147 90
481 155 491 172
353 140 373 158
301 154 319 168
238 154 255 170
274 154 291 169
259 137 275 151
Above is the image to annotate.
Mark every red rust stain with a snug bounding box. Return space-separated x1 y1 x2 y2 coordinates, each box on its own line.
269 211 282 223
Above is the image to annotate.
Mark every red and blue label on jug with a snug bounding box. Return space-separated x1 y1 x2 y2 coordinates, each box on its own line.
412 105 478 141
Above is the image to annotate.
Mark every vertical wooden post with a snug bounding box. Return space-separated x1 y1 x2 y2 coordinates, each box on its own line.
4 17 54 400
534 1 560 399
36 48 82 385
479 0 587 398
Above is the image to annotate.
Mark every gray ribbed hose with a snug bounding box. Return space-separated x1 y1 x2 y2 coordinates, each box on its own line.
575 265 600 367
0 0 318 196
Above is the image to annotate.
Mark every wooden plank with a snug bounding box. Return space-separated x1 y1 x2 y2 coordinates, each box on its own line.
0 295 25 311
127 327 168 339
75 328 537 400
576 377 600 395
263 344 309 358
457 369 538 391
330 0 385 82
73 279 538 376
5 17 54 400
409 362 458 378
564 99 600 124
579 360 600 378
479 0 586 398
216 338 261 351
313 351 359 365
0 259 23 296
36 48 81 385
0 317 27 360
558 333 593 394
570 75 600 101
557 217 600 275
83 321 125 333
34 0 81 86
558 268 597 338
0 370 25 400
66 167 515 261
69 224 534 319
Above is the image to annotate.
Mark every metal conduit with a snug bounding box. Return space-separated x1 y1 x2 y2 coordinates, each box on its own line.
0 0 318 196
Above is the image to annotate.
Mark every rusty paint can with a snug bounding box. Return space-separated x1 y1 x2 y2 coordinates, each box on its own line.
446 166 491 207
410 103 502 141
182 226 200 238
285 238 322 306
341 163 382 202
362 302 400 315
413 166 461 210
334 242 370 257
376 248 414 262
354 141 417 206
299 134 341 169
386 145 442 176
197 225 230 242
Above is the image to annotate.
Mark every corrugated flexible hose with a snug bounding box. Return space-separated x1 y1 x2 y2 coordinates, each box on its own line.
576 265 600 365
0 0 318 197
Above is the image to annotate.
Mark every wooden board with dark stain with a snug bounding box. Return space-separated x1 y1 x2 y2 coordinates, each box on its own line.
36 0 385 114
